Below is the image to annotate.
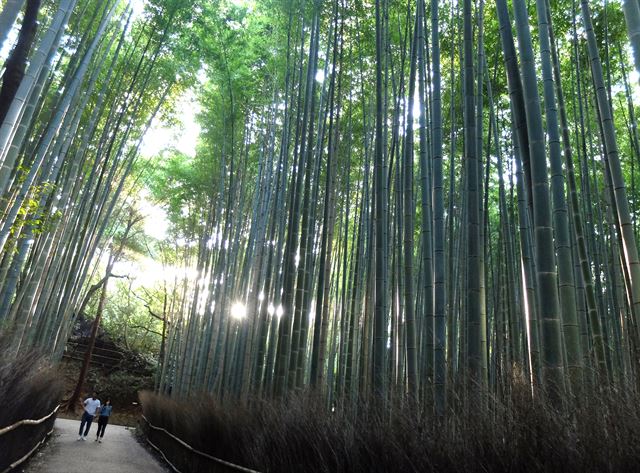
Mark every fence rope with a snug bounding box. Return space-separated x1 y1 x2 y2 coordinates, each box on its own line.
0 404 60 436
0 424 55 473
146 437 182 473
142 414 261 473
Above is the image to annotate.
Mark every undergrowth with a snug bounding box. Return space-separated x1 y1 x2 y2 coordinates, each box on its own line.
0 335 63 471
140 381 640 473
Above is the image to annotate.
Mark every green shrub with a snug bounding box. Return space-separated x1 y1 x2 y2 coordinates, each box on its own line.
98 371 153 405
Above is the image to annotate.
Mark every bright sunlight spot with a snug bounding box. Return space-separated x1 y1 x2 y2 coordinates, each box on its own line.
231 301 247 320
141 89 201 157
139 189 168 240
130 0 146 20
228 0 256 9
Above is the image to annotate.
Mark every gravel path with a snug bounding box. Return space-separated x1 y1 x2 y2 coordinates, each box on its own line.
22 418 168 473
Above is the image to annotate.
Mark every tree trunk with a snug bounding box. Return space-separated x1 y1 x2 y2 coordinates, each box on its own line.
0 0 25 52
0 0 41 124
66 270 110 412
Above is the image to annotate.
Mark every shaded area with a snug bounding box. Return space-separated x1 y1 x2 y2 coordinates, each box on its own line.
0 337 61 472
140 388 640 473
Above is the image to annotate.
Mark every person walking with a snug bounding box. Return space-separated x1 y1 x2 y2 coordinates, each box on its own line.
95 399 112 443
77 391 100 441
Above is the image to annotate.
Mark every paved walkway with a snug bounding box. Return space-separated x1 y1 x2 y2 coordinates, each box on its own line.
22 418 167 473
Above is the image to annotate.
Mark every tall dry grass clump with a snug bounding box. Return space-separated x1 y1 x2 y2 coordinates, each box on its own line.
140 381 640 473
0 335 63 471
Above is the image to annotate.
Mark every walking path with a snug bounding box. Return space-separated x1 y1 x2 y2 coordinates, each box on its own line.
22 418 167 473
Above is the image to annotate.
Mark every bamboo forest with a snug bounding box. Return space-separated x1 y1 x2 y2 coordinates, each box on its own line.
3 0 640 471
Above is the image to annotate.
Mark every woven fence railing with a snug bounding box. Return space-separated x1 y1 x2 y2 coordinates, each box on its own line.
0 404 59 473
142 414 261 473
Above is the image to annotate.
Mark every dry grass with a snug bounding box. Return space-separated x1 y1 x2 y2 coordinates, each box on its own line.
140 381 640 473
0 335 63 471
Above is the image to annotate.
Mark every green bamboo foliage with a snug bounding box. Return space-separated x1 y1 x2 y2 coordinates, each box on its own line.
151 0 640 404
545 0 606 384
0 0 78 195
580 0 640 344
0 0 188 362
5 0 640 420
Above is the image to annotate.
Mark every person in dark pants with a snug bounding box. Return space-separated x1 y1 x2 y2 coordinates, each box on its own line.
95 399 113 443
77 391 100 440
